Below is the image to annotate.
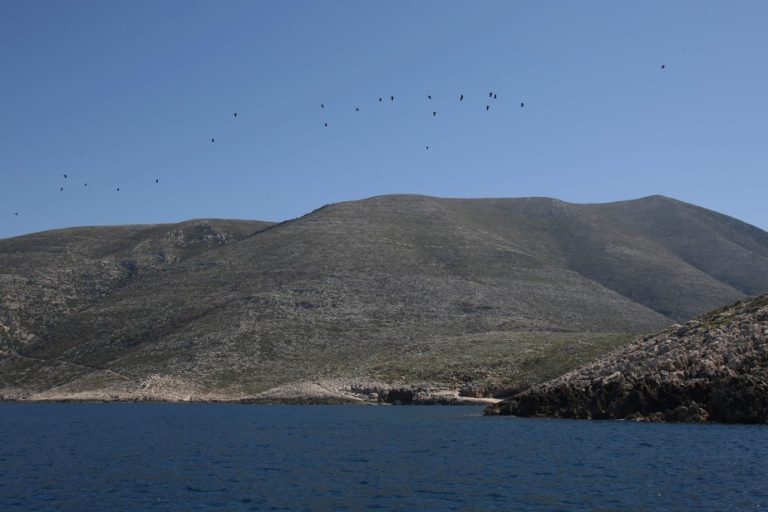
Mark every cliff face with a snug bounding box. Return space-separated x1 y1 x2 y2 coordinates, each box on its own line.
486 294 768 423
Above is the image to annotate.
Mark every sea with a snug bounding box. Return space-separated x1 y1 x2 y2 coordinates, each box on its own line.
1 404 766 511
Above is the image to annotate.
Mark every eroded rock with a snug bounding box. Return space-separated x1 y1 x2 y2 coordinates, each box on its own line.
486 295 768 423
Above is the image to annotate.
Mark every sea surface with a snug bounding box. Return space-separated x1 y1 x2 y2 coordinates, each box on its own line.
1 404 766 511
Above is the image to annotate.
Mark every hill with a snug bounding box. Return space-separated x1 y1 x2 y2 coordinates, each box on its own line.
2 195 768 401
485 294 768 423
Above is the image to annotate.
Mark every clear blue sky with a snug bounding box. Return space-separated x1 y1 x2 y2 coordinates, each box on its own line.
2 1 767 238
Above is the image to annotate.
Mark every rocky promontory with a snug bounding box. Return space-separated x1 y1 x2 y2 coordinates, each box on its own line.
486 294 768 423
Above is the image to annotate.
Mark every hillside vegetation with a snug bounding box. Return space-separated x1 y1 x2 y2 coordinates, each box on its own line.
2 195 768 401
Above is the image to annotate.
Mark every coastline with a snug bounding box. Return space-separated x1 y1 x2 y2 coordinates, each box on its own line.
0 378 501 406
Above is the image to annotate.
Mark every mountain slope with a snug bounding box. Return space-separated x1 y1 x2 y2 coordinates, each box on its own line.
2 195 767 400
0 219 272 353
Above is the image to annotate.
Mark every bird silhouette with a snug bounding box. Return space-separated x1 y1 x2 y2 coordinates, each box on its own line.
493 94 497 99
378 97 382 102
486 105 490 111
14 212 18 216
320 104 325 108
520 102 525 108
489 92 493 98
84 183 87 187
428 95 432 100
661 64 666 69
59 187 64 192
233 112 238 118
390 96 394 101
426 146 429 150
324 122 328 127
460 94 464 101
211 138 215 143
116 187 120 191
355 107 359 111
63 174 68 179
155 178 159 183
433 111 437 116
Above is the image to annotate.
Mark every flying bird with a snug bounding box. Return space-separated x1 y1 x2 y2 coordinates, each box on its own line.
460 94 464 101
355 107 359 111
155 179 159 183
486 105 490 111
426 146 429 150
84 183 87 187
320 104 325 108
14 212 18 216
233 112 238 118
378 97 382 102
211 138 215 143
427 95 432 100
493 94 497 99
520 102 525 108
390 96 394 101
489 92 493 98
116 187 120 191
59 187 64 192
324 122 328 127
63 174 68 179
433 111 437 116
661 64 666 69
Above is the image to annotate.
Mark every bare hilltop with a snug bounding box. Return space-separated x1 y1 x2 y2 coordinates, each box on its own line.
2 194 768 402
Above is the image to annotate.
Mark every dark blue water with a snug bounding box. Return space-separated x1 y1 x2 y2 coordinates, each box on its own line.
1 405 766 511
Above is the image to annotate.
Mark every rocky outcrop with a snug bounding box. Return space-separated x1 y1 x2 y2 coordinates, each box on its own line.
486 294 768 423
241 378 499 405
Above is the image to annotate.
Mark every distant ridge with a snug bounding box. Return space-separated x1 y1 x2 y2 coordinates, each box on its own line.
2 195 768 401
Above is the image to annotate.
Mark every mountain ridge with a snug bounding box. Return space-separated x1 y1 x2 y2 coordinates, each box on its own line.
2 194 768 401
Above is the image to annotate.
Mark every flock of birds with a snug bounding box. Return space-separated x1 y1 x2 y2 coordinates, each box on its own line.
10 65 667 219
55 174 160 193
10 174 162 217
316 91 520 148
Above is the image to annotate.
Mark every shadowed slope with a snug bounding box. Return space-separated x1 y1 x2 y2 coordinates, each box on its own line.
581 196 768 318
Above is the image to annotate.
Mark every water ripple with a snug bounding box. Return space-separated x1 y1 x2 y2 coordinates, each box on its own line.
1 404 767 511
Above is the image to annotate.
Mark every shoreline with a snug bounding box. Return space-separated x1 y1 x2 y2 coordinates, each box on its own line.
0 396 500 406
0 379 502 406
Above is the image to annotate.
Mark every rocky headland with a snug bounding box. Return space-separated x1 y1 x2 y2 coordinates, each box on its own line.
485 294 768 423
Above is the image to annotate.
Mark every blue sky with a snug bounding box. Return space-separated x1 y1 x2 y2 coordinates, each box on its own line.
2 1 767 238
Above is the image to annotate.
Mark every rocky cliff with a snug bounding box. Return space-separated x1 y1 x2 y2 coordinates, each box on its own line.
486 294 768 423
